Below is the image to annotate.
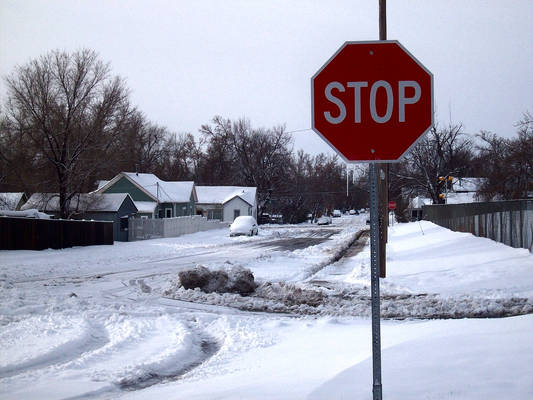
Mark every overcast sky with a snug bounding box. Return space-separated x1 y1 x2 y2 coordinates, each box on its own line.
1 0 532 156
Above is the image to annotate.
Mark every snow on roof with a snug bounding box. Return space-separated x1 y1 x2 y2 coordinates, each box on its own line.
409 196 432 209
96 180 109 190
452 177 486 193
122 172 195 203
196 186 257 206
446 192 480 204
22 193 136 213
0 192 25 211
134 201 157 214
0 209 50 219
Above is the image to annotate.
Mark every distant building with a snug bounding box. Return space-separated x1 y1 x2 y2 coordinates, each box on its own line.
446 177 486 204
408 196 432 221
22 193 137 241
0 192 27 211
196 186 257 222
96 172 197 218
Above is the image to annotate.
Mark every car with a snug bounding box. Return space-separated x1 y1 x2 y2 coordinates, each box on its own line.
270 214 283 224
229 216 259 236
316 215 332 225
258 213 271 225
332 209 342 217
348 209 357 215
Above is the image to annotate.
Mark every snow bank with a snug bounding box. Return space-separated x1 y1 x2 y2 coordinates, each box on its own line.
175 264 256 295
164 221 533 319
2 216 533 400
309 315 533 400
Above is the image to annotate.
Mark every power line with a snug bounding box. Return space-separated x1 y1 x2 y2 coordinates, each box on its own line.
285 128 313 134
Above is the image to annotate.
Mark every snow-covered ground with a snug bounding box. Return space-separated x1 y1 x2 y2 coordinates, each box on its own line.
1 215 532 399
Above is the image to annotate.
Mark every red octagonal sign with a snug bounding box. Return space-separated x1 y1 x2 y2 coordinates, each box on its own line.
312 41 433 162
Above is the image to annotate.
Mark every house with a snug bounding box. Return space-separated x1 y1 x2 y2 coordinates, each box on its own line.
408 196 432 221
0 192 28 211
196 186 257 222
96 172 197 219
446 177 485 204
21 192 137 241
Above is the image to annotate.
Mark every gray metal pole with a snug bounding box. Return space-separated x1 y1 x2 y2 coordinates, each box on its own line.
369 1 386 399
369 163 382 399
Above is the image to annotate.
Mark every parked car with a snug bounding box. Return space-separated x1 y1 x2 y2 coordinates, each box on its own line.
271 214 284 224
349 209 359 215
258 213 271 225
317 215 332 225
332 209 342 217
229 216 259 236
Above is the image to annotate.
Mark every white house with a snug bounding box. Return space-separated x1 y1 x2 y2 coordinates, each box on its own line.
0 192 27 211
196 186 257 222
408 196 432 221
446 177 485 204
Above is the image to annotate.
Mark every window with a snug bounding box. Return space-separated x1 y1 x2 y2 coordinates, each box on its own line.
208 209 223 220
166 208 172 218
234 209 240 220
120 216 129 231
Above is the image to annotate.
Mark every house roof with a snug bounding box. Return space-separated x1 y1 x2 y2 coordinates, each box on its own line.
196 186 257 207
452 177 486 193
0 192 25 211
96 180 109 190
22 193 137 213
0 209 50 219
445 192 480 204
409 196 432 209
99 172 197 203
134 201 157 214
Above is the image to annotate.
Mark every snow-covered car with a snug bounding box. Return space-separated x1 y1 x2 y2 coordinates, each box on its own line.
349 209 359 215
332 209 342 217
229 216 259 236
316 216 332 225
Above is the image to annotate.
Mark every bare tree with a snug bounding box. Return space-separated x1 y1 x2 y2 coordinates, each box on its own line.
514 111 533 198
392 123 474 204
2 49 131 218
476 111 533 200
157 132 201 181
199 116 293 209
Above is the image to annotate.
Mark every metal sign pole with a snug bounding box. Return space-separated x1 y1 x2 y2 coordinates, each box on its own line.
372 3 386 396
369 162 383 400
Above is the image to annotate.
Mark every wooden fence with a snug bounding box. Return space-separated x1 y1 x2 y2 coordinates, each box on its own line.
423 200 533 252
0 217 114 250
128 215 229 241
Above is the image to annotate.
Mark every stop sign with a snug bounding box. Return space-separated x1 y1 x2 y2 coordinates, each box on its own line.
312 41 433 162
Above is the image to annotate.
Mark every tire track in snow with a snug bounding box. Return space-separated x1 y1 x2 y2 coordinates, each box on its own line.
0 318 108 378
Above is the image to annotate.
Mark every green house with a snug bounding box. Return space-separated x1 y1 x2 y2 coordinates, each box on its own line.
97 172 197 218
